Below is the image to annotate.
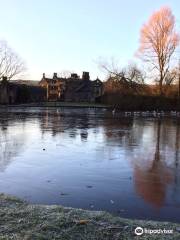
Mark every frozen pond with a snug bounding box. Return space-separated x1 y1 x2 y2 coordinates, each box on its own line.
0 107 180 222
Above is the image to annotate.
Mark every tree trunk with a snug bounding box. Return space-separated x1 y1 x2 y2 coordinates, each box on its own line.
159 71 163 96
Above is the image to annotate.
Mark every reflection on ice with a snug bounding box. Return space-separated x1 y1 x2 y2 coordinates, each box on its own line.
0 107 180 222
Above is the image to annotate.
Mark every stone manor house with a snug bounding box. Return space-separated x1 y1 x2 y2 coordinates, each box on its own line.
39 71 103 102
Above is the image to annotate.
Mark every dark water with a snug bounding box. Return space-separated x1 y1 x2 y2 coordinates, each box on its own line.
0 107 180 222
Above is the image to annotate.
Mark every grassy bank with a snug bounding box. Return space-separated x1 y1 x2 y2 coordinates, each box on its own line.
0 194 180 240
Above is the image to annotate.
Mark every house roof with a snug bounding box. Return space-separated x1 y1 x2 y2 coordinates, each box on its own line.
9 80 40 86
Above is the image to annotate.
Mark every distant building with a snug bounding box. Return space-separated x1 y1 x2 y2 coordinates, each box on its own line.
0 77 46 104
39 71 103 102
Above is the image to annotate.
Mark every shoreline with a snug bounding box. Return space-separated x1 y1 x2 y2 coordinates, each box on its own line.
0 193 180 239
0 102 180 112
0 103 180 118
0 102 110 109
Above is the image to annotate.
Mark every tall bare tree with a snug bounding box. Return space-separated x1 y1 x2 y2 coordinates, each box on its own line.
137 6 180 95
0 40 26 80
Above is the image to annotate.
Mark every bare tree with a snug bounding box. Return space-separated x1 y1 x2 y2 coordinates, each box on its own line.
0 40 26 80
126 63 145 84
164 67 178 85
99 58 145 94
137 7 180 95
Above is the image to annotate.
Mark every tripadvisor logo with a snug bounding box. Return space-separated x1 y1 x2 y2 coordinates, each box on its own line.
135 227 143 236
134 226 174 235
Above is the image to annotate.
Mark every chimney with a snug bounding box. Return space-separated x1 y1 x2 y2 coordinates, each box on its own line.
53 73 57 78
82 72 90 80
43 73 45 78
71 73 79 79
2 76 8 82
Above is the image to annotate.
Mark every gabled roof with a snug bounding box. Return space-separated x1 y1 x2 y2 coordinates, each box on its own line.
92 78 102 84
